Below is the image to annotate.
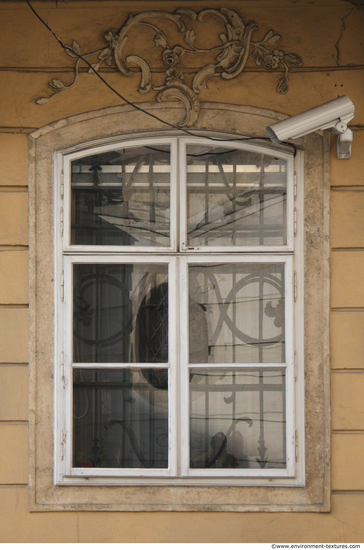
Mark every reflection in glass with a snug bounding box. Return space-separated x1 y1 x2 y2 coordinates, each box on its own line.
73 369 168 468
73 264 168 363
190 369 286 469
189 263 285 364
186 145 287 247
71 145 171 246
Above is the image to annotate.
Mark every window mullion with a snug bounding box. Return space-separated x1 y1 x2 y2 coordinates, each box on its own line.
179 139 187 251
179 255 189 477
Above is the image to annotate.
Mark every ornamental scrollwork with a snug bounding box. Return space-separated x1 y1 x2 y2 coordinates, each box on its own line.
36 8 303 127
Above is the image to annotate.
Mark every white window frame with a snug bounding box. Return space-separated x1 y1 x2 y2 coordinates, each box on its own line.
178 137 295 253
62 255 178 480
179 254 295 479
62 137 179 254
54 135 304 487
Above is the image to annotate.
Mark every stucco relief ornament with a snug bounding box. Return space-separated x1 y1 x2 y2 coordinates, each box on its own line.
36 8 303 127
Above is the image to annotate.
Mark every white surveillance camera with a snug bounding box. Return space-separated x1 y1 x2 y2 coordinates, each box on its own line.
266 96 355 158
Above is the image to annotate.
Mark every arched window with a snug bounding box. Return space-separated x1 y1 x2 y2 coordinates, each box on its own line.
30 103 331 510
58 135 301 481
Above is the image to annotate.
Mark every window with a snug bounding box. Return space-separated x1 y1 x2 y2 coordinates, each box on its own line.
30 104 330 510
55 135 303 485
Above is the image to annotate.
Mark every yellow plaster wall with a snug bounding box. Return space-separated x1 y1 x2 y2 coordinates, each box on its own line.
0 0 363 542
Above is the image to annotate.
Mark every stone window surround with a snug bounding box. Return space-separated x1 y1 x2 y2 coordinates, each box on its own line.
28 102 330 511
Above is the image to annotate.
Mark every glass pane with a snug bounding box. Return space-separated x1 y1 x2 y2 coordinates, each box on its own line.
73 368 168 468
189 263 285 363
186 145 287 247
73 264 168 363
71 145 171 246
190 369 286 469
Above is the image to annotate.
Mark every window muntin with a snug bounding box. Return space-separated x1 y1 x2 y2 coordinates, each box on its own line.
59 137 298 482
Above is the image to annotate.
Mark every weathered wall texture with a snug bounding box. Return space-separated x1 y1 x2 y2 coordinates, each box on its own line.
0 0 363 542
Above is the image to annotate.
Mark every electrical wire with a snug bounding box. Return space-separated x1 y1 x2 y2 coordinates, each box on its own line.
26 0 297 155
26 0 188 133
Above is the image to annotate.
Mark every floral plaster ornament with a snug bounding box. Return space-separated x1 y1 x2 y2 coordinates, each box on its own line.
36 8 302 127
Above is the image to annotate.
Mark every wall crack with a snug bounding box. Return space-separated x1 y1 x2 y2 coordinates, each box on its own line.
334 8 354 66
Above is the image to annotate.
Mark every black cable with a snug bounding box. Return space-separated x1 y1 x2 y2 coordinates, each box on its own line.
26 0 193 134
146 145 237 158
26 0 297 156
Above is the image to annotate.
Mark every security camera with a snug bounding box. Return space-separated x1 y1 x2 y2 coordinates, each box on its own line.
266 96 355 158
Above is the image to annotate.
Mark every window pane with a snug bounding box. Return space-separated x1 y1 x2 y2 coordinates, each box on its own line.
73 264 168 363
189 263 285 363
71 145 171 246
186 145 287 247
190 369 286 469
73 368 169 468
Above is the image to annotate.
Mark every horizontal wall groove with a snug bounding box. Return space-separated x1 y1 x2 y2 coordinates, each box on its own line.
0 66 237 73
0 248 29 252
332 369 364 373
0 188 28 193
0 0 358 6
331 248 364 252
0 186 28 192
0 421 28 426
0 363 28 367
331 187 364 191
0 485 28 490
333 430 364 434
0 305 28 309
331 489 364 496
331 248 364 251
331 307 364 312
0 1 360 10
1 65 364 74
